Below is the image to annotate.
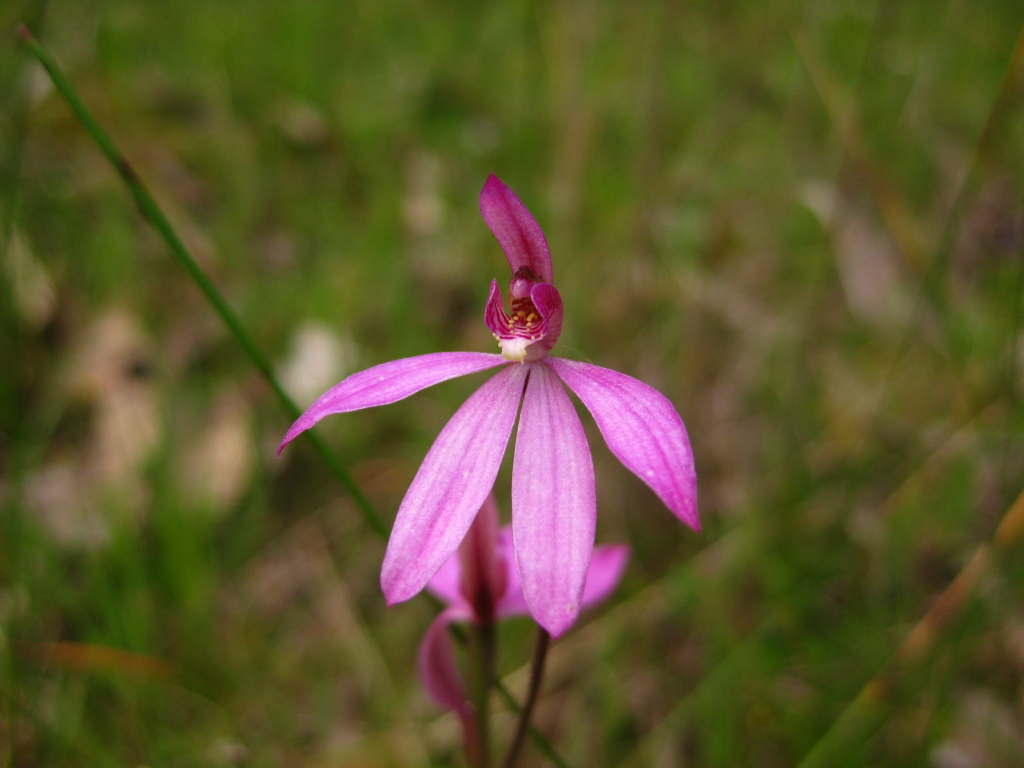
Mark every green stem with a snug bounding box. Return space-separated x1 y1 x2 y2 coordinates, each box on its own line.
502 627 550 768
449 624 569 768
469 620 497 768
17 25 387 540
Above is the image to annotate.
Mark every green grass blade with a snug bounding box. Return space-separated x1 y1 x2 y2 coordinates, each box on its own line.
17 24 387 540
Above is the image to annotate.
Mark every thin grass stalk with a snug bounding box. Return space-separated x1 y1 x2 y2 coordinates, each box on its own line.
17 24 387 540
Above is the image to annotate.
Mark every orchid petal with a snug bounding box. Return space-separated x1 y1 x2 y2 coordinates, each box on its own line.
495 535 626 620
512 362 596 638
417 611 468 712
480 175 553 284
418 610 481 764
381 364 527 604
547 358 699 530
580 545 630 609
425 552 467 611
458 492 507 623
494 527 529 617
485 278 565 362
529 282 563 353
483 279 508 338
426 495 506 618
278 352 506 454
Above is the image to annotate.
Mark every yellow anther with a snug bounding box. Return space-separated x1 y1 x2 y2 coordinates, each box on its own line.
517 310 527 320
526 313 538 323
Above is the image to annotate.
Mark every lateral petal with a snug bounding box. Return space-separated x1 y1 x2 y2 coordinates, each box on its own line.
381 364 527 604
278 352 506 454
480 175 553 284
512 362 596 638
547 358 699 530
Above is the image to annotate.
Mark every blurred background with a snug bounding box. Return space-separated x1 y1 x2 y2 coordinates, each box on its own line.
2 0 1024 766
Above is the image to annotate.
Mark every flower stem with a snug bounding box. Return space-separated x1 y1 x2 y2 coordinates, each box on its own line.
503 627 550 768
468 620 497 768
449 623 569 768
17 25 387 540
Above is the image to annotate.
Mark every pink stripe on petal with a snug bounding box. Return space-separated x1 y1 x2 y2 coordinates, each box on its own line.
547 358 699 530
278 352 506 454
381 364 527 604
512 362 596 638
580 545 629 609
480 175 553 283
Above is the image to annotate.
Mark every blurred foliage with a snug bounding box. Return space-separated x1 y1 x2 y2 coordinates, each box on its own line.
2 0 1024 766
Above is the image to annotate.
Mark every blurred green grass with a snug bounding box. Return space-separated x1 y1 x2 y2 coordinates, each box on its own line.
2 0 1024 766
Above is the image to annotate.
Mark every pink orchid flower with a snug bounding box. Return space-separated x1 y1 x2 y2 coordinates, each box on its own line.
418 495 628 740
279 174 697 637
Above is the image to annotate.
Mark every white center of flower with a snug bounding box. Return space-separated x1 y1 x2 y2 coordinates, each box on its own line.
499 336 531 362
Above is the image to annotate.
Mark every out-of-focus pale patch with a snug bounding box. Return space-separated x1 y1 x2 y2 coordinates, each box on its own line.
25 460 111 548
74 312 161 484
26 56 55 104
814 348 886 464
179 389 252 514
1005 617 1024 671
27 310 160 548
801 179 910 327
207 739 249 766
3 227 56 331
280 321 353 407
272 97 330 148
931 689 1024 768
403 152 446 238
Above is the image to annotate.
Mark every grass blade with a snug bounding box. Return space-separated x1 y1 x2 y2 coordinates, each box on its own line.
17 24 387 539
